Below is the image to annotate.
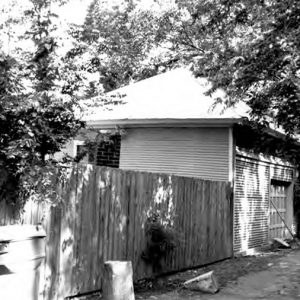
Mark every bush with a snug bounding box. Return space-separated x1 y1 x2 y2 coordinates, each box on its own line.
142 213 180 272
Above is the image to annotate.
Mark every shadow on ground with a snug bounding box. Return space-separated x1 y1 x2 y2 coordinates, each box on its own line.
136 246 300 300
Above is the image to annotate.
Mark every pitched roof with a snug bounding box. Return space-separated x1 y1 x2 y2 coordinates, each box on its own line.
84 68 249 126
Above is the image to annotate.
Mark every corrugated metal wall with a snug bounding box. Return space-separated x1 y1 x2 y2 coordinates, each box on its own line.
120 127 229 181
234 155 295 253
271 166 293 181
234 158 270 252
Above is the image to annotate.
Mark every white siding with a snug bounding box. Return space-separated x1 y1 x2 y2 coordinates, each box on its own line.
119 127 229 181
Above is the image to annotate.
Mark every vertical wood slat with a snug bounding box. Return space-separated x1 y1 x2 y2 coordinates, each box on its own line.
0 164 232 300
43 205 62 300
211 181 217 262
72 165 84 294
79 165 93 293
179 176 185 270
97 167 105 289
88 165 98 290
108 169 115 261
127 171 135 276
188 178 194 267
113 170 119 260
172 175 179 271
135 172 143 278
103 168 110 264
91 166 101 289
57 167 77 298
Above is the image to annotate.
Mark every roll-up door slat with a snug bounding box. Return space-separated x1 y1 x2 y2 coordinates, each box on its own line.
234 158 270 252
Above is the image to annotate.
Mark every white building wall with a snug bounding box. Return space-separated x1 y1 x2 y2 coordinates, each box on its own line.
119 127 230 181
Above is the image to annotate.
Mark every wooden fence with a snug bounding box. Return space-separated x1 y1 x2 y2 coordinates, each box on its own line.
0 164 233 299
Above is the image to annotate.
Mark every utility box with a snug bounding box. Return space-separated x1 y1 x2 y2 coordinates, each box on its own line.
0 224 46 300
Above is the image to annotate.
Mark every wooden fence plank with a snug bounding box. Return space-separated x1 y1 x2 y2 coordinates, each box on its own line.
81 165 94 293
43 205 62 300
133 171 141 277
216 183 222 261
119 171 128 260
88 166 99 290
91 166 101 290
113 171 119 262
108 169 116 261
210 181 217 262
71 165 83 295
58 167 77 298
0 165 233 299
97 167 106 289
127 171 136 274
194 180 201 266
135 172 144 278
103 168 110 264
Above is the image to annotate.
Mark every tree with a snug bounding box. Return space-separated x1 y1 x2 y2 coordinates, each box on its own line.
2 0 297 210
82 0 300 136
71 0 186 91
0 0 85 209
173 0 300 137
61 0 300 136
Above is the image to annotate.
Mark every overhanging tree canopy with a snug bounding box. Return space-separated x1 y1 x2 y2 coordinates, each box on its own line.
79 0 300 138
2 0 300 208
185 0 300 136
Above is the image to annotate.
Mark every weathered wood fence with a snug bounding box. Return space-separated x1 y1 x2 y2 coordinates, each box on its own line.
0 164 233 299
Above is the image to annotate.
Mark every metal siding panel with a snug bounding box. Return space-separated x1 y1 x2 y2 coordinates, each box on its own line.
271 166 294 181
119 127 229 181
233 158 270 252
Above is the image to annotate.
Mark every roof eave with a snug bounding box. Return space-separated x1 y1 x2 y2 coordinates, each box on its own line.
87 118 245 129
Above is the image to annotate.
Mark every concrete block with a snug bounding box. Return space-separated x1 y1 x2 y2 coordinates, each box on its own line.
102 261 135 300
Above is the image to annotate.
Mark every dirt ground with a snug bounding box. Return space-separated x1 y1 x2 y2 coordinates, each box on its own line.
135 242 300 300
72 241 300 300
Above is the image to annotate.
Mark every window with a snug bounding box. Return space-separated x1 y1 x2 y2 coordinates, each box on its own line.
75 135 121 168
75 144 95 164
95 134 121 168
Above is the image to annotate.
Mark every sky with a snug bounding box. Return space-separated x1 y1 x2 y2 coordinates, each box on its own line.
57 0 93 25
0 0 93 55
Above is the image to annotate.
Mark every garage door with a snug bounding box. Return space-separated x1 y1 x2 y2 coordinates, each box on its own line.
234 157 270 252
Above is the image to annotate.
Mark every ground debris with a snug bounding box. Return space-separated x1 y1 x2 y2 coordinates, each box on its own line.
272 238 290 248
183 271 219 294
135 248 289 299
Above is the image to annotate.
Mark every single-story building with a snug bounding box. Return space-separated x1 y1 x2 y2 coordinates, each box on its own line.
65 68 297 253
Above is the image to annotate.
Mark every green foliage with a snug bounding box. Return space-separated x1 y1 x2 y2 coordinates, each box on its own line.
179 0 300 136
79 0 300 161
0 0 85 209
78 0 300 139
2 0 300 209
142 213 180 272
234 122 300 164
69 0 186 91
